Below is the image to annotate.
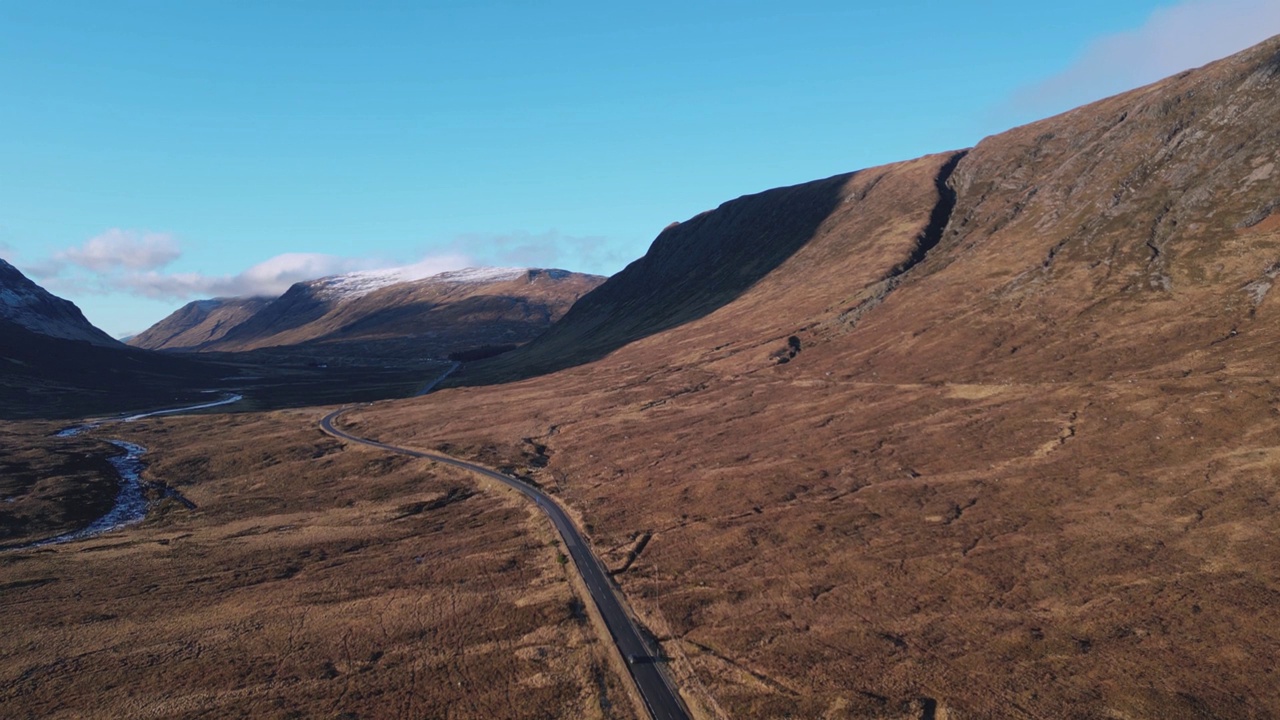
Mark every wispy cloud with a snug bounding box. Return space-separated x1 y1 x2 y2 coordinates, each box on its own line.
117 252 473 300
55 229 181 273
32 225 629 306
118 253 373 299
33 229 474 301
1007 0 1280 120
452 230 635 276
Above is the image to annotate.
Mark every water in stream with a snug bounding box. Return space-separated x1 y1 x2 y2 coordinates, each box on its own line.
18 394 242 550
21 440 150 549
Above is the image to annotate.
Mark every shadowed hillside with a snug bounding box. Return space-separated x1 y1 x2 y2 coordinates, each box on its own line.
458 154 964 384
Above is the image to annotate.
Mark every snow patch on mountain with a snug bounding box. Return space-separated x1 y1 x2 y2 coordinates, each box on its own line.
312 265 529 301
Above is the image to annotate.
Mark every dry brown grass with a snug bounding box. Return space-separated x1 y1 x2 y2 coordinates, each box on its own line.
0 422 121 545
339 39 1280 718
0 410 635 720
348 364 1280 719
6 33 1280 720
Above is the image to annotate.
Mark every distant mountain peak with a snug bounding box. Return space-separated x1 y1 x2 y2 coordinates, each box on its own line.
132 263 605 353
310 265 531 302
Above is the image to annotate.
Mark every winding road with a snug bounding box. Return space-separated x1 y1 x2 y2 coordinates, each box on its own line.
320 408 690 720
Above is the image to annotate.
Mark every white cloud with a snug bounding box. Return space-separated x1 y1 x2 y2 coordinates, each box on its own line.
450 230 635 276
34 225 630 309
118 252 472 300
1010 0 1280 118
55 229 180 273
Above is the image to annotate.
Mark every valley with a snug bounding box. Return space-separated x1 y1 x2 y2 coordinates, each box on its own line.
1 409 633 719
3 31 1280 720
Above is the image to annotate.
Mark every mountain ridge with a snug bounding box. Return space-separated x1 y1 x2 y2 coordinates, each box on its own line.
459 34 1280 387
130 265 605 355
0 258 119 347
351 34 1280 718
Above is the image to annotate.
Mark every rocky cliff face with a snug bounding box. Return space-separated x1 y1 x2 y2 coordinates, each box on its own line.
0 259 119 346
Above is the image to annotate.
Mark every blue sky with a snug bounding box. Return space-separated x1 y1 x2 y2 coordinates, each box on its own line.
2 0 1278 336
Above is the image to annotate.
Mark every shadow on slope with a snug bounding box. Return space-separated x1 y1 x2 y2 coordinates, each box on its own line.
202 283 330 350
455 172 856 384
0 322 233 420
311 293 559 344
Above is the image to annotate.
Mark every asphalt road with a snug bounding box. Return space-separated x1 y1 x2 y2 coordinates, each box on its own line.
320 408 690 720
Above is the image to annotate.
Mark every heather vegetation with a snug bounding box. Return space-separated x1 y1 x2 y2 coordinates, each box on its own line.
4 33 1280 720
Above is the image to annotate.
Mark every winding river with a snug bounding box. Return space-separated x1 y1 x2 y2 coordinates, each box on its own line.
15 394 243 550
23 440 149 549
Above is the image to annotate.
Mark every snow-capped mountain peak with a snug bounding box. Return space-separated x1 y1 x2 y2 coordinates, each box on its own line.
311 265 529 301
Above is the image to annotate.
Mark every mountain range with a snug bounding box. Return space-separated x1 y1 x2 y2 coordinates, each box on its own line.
129 265 603 357
4 33 1280 718
0 259 236 418
0 259 119 347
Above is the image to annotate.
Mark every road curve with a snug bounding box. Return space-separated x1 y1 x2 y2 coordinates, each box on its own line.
320 408 691 720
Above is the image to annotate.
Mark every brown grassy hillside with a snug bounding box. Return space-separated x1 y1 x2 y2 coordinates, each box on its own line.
347 36 1280 718
128 296 272 350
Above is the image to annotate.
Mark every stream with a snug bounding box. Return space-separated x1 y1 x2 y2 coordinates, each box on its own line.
14 394 243 550
22 440 149 549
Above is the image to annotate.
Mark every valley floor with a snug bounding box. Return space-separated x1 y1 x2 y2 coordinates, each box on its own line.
0 410 633 720
350 367 1280 719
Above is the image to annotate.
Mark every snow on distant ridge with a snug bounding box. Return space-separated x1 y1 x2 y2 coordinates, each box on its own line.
430 267 529 283
312 264 529 301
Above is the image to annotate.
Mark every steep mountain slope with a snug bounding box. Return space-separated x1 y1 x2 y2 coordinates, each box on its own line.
133 267 604 356
0 259 119 346
461 153 961 382
128 297 271 350
352 36 1280 717
0 262 238 418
